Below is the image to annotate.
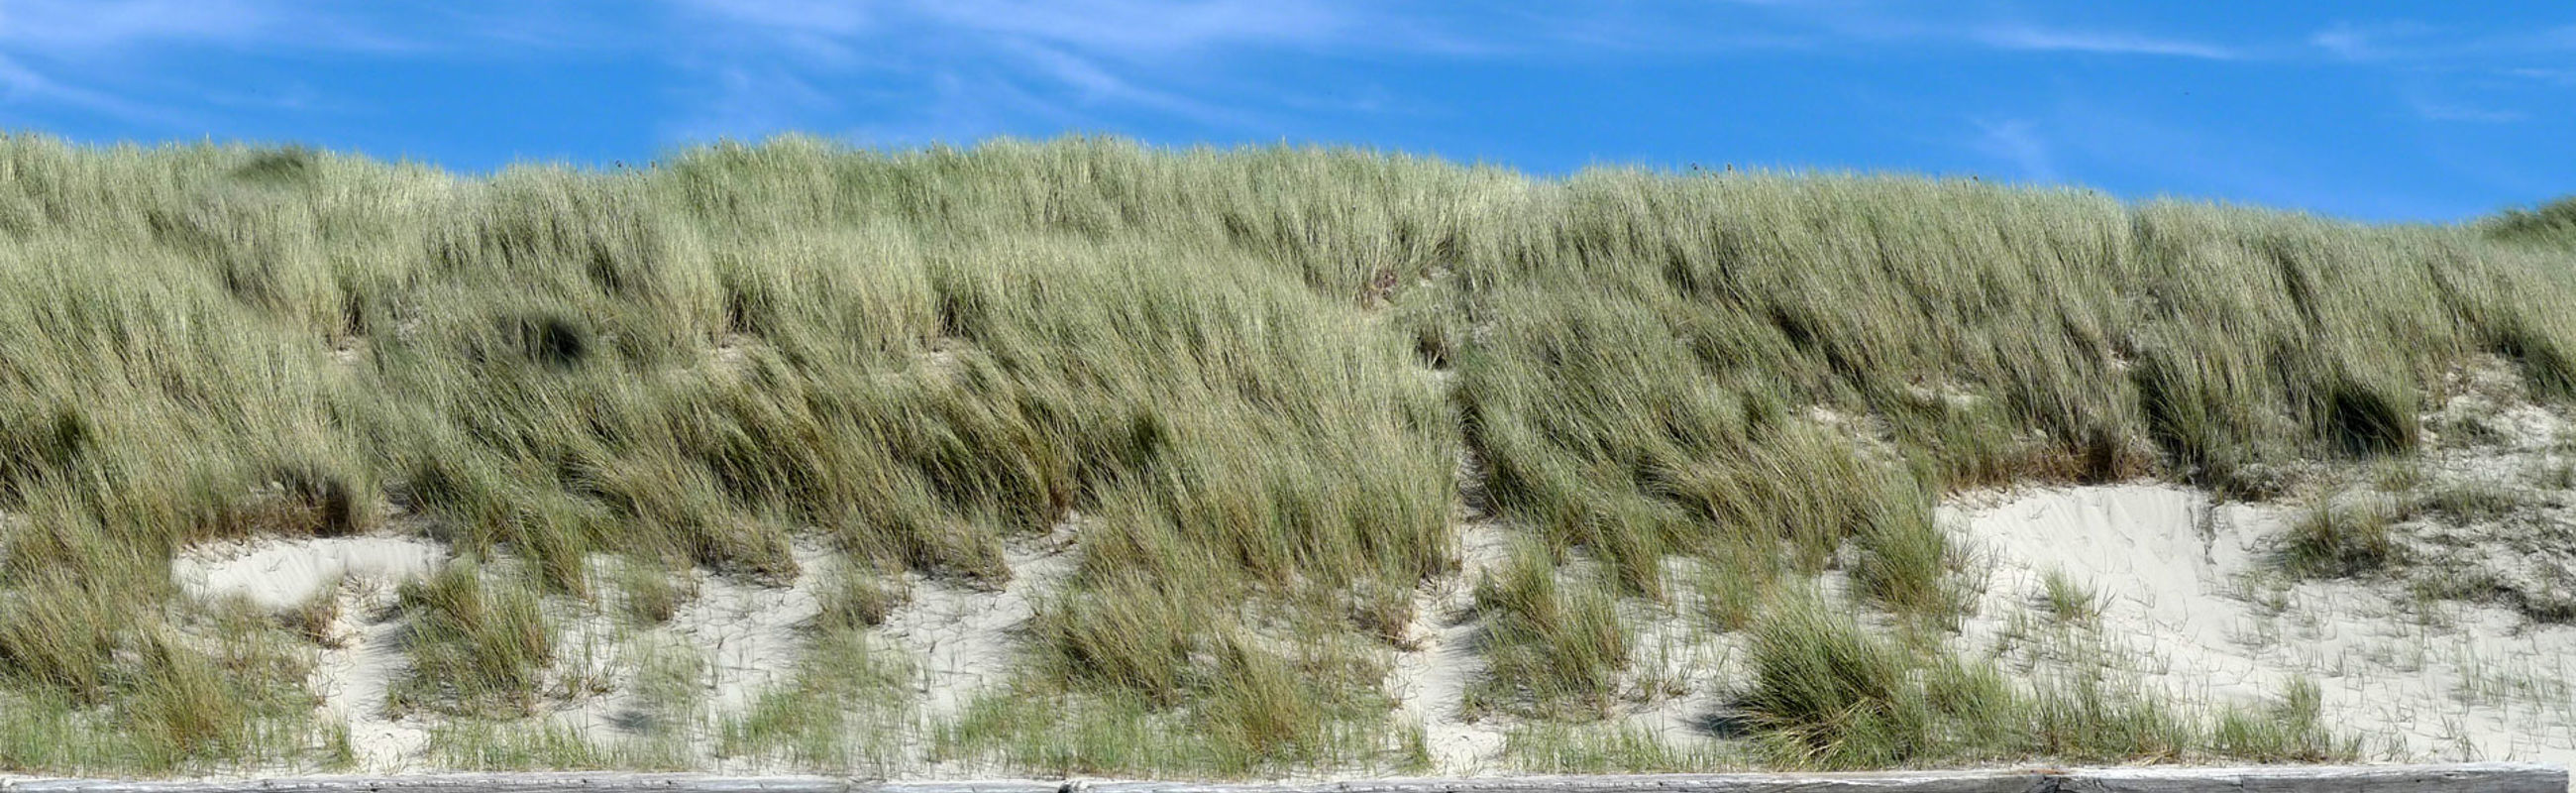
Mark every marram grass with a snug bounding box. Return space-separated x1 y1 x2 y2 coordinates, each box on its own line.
0 133 2568 774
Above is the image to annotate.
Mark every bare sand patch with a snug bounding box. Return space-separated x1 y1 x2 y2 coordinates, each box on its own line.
181 435 2576 775
543 541 842 758
876 517 1083 723
310 582 433 772
671 543 840 715
173 535 446 612
171 533 453 771
1385 519 1514 773
1624 557 1744 754
1949 483 2576 764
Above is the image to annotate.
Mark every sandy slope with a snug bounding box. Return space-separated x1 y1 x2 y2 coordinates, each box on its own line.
173 535 446 612
1385 520 1514 772
875 516 1082 723
166 395 2576 775
1949 484 2576 764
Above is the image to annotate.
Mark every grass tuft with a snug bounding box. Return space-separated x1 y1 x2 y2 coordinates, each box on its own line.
2040 569 2101 624
719 630 912 771
2209 677 2358 762
1741 600 1926 766
1472 543 1633 716
2485 195 2576 249
2283 497 2399 578
390 562 555 717
813 571 910 632
2406 482 2524 524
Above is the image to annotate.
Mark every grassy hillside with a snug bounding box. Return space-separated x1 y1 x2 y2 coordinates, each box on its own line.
0 134 2569 774
2487 196 2576 250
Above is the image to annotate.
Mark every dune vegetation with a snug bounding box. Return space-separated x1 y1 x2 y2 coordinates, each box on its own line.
0 133 2570 775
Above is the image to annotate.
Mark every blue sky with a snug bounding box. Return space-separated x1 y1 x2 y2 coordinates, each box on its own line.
1 1 2569 222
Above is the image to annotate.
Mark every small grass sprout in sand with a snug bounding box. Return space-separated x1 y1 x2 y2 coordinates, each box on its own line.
2039 569 2101 624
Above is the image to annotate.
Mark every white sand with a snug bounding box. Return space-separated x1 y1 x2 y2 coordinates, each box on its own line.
1951 485 2261 665
1625 557 1745 751
876 517 1084 722
173 410 2576 775
212 523 1076 773
1383 441 1524 772
2403 387 2576 623
1949 483 2576 764
670 543 839 715
543 541 841 756
309 580 433 771
172 533 453 770
1385 520 1516 772
172 535 447 612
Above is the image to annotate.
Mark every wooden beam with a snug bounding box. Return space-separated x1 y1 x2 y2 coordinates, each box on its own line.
1081 770 2054 793
2068 763 2564 793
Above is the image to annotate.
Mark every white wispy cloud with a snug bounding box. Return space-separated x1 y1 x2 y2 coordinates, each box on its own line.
0 0 270 51
1969 118 2059 182
2303 22 2560 127
656 0 1396 145
0 0 259 122
1536 4 2246 60
0 52 169 121
2309 28 2367 59
12 0 2550 180
2411 100 2524 124
665 0 874 66
2307 20 2576 64
1008 44 1244 125
1690 2 2248 60
0 0 435 129
1969 24 2238 59
844 69 1081 148
2506 67 2576 86
0 0 1408 145
655 1 2259 145
0 0 419 54
669 0 1372 67
662 63 838 143
907 0 1352 56
672 0 870 36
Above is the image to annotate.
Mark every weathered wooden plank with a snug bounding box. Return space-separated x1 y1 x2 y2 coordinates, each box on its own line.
2064 763 2564 793
1 774 864 793
1 764 2558 793
870 783 1062 793
1084 770 2053 793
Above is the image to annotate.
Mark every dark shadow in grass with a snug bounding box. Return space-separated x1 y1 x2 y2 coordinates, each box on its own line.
608 708 658 735
1689 708 1760 739
2325 381 2414 457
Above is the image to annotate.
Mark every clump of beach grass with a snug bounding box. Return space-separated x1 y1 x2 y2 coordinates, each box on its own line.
2208 677 2359 763
2283 498 2400 579
719 630 913 772
2486 196 2576 249
388 562 555 717
1740 597 2360 769
1470 542 1634 716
